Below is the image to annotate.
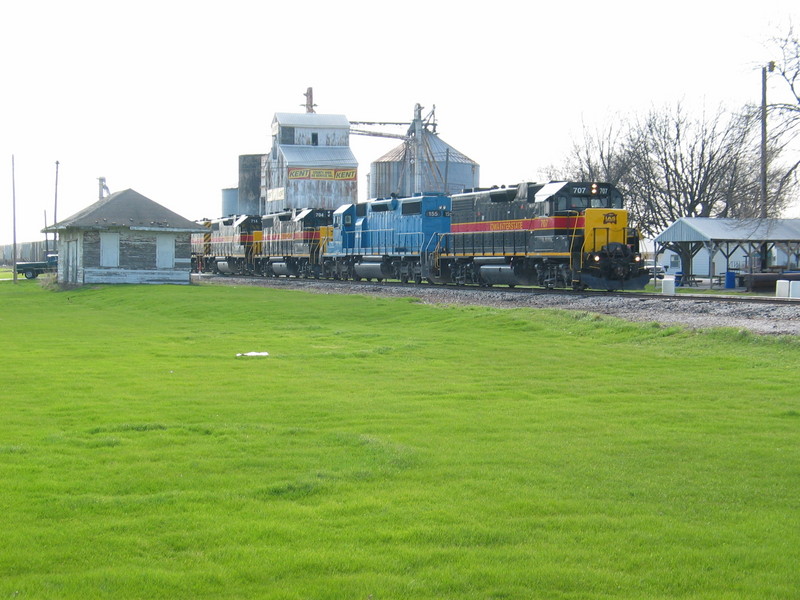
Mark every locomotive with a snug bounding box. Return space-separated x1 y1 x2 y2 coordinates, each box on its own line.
191 181 650 291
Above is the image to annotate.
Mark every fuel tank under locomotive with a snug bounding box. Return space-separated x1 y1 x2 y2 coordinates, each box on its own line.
474 257 537 287
353 257 392 280
270 257 299 277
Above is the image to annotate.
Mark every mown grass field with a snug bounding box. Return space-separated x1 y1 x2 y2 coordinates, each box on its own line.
1 281 798 599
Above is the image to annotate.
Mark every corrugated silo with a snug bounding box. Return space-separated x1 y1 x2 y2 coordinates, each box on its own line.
368 121 479 199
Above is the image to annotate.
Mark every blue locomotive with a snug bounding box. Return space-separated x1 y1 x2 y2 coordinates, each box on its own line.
322 194 451 283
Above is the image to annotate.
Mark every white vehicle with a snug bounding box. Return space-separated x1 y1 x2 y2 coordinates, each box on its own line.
645 260 666 279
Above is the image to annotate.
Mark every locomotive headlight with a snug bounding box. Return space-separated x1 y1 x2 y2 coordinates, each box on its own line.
591 183 598 195
634 255 641 262
593 254 601 262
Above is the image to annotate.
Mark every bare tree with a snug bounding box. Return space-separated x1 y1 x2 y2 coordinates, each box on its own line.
768 27 800 201
558 118 634 183
560 103 795 237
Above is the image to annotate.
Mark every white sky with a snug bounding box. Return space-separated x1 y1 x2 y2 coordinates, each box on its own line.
1 0 798 244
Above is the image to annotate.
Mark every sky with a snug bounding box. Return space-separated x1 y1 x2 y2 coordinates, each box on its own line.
1 0 798 245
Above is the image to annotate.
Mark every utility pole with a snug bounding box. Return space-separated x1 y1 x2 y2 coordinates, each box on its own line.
53 160 59 242
760 61 775 219
12 155 17 284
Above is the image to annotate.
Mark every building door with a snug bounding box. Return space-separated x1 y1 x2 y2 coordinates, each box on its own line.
156 234 175 269
65 240 78 284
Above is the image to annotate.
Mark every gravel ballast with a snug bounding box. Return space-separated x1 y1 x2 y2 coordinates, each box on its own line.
194 275 800 336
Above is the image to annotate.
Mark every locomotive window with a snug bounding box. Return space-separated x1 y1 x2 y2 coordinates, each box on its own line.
263 218 274 228
571 198 590 210
401 201 421 215
356 204 367 217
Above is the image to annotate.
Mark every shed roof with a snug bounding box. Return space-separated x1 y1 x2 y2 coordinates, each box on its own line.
654 217 800 244
44 189 205 233
273 113 350 129
279 145 357 167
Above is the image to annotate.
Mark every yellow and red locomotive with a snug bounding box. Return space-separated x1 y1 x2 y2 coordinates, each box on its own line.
428 181 649 290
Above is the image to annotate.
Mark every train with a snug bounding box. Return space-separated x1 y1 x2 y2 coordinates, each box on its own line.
191 181 651 291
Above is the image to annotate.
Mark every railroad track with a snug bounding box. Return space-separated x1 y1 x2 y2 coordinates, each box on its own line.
192 273 800 306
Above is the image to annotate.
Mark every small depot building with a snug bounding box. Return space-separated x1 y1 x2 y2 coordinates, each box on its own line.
44 189 205 285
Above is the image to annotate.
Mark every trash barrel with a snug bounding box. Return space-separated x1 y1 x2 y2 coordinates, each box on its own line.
662 278 676 295
725 271 736 289
675 272 683 287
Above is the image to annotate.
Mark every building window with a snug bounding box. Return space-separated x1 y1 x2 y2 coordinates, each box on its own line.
100 232 120 267
280 127 294 145
311 133 318 146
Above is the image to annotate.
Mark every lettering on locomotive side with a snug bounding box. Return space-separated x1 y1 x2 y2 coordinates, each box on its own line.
603 212 618 225
490 219 523 231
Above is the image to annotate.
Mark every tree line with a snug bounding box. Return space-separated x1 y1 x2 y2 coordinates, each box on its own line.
552 28 800 239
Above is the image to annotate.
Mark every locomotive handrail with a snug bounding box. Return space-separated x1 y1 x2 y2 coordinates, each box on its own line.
426 233 449 272
567 211 581 275
357 229 426 256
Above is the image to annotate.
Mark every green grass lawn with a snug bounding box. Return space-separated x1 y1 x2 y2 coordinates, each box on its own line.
1 281 798 599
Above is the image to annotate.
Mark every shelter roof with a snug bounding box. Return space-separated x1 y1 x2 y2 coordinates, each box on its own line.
279 146 357 167
654 217 800 244
44 189 205 232
273 113 350 129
